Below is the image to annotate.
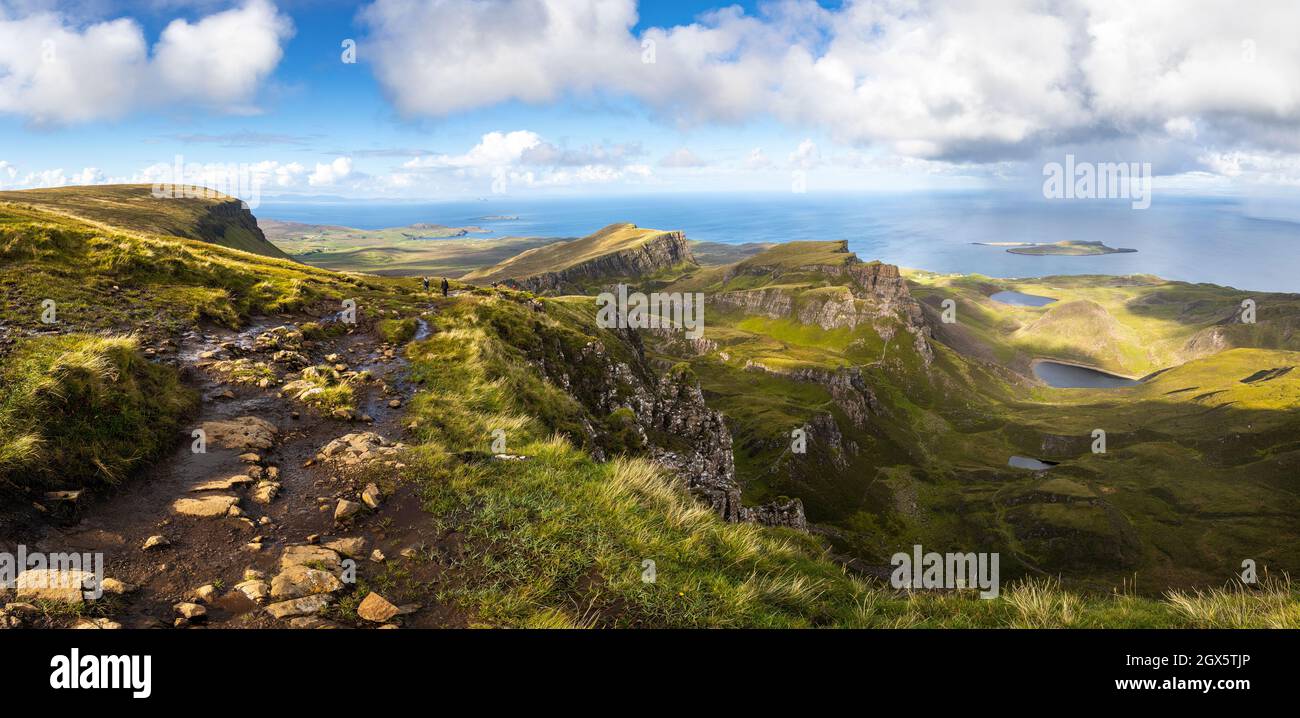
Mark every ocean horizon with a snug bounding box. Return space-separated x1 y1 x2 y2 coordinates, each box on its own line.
259 191 1300 293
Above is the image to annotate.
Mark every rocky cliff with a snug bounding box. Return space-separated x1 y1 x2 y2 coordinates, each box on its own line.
194 198 292 260
522 314 806 530
508 229 695 294
710 242 933 364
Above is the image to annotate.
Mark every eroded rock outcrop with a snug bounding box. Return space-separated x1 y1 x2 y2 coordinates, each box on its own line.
711 242 933 364
744 362 881 429
526 327 806 530
508 229 695 294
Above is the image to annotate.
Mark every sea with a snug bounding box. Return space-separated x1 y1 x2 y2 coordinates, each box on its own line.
258 191 1300 293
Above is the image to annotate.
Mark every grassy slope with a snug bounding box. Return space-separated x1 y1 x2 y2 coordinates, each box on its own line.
395 290 1297 626
0 184 290 259
262 219 573 277
1 196 1295 626
908 271 1300 376
644 244 1300 593
0 201 415 493
0 334 196 491
461 222 681 284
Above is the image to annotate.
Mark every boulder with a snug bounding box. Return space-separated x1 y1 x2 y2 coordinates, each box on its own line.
334 499 363 522
270 566 343 601
251 481 281 504
100 578 134 595
192 584 218 603
73 617 122 629
356 592 400 623
174 602 206 620
316 432 404 465
323 537 366 558
172 495 240 518
190 475 254 492
198 417 278 450
15 569 97 604
264 594 332 619
233 579 270 604
360 483 382 509
279 545 343 575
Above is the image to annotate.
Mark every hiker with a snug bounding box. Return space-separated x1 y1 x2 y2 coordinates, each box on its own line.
441 277 450 297
422 276 429 292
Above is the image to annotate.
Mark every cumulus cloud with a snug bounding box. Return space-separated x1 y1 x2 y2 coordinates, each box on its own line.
405 130 543 170
0 0 293 124
309 157 353 186
401 130 654 191
0 160 114 189
358 0 1300 168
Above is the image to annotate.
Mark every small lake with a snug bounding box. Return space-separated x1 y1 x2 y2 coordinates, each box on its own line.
989 290 1057 307
1033 360 1140 389
1009 456 1058 470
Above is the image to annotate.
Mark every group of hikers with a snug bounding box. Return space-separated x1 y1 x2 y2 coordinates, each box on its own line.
422 276 450 296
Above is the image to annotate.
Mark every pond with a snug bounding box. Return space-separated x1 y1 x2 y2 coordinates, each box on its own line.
1033 360 1140 389
1009 456 1058 470
989 290 1057 307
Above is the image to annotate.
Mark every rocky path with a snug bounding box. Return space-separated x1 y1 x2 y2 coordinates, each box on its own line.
2 309 466 629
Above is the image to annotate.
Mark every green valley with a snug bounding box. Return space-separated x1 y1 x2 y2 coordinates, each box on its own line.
0 188 1295 629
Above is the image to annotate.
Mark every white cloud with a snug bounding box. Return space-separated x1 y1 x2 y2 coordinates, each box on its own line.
358 0 1300 168
1198 150 1300 185
0 161 118 189
788 139 819 170
360 0 642 117
152 0 294 112
400 130 655 192
0 0 293 124
404 131 543 170
69 167 105 185
309 157 353 186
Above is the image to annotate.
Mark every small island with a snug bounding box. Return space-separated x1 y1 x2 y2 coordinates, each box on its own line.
974 240 1137 256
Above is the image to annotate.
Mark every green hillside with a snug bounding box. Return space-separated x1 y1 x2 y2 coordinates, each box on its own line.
643 243 1300 592
0 184 291 260
0 196 1295 628
462 222 693 288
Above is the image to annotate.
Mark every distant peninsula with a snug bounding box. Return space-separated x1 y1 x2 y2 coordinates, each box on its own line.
973 240 1137 256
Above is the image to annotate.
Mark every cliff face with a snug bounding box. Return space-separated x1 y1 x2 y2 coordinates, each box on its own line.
508 230 694 294
710 245 932 364
744 363 882 430
196 199 292 260
522 315 805 530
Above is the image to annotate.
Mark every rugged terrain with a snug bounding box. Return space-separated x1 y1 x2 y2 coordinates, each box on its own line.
0 186 1296 628
645 245 1300 591
462 222 697 293
0 185 289 260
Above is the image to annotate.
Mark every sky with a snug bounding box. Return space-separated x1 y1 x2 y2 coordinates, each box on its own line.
2 0 1300 201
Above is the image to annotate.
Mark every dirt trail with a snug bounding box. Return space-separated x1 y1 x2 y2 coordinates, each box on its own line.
7 308 466 629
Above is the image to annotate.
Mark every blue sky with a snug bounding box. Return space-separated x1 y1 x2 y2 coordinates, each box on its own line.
2 1 1300 200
